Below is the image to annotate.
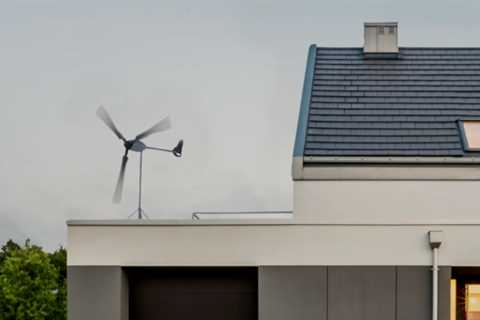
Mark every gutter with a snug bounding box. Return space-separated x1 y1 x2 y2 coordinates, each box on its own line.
304 156 480 164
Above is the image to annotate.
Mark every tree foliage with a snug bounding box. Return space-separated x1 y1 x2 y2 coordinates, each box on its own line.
0 240 66 320
48 247 67 320
0 240 20 265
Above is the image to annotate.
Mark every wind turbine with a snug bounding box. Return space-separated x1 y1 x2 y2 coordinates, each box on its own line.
96 105 183 219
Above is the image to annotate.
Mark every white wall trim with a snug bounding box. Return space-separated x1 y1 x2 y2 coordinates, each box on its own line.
298 165 480 180
68 224 480 267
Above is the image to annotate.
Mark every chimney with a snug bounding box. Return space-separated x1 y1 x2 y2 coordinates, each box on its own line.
363 22 399 58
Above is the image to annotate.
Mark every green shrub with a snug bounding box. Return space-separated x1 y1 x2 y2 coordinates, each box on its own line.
0 240 66 320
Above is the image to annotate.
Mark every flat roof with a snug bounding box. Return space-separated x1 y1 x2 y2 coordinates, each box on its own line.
67 219 480 226
66 219 296 226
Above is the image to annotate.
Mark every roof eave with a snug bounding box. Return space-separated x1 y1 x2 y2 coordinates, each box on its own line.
303 156 480 164
293 156 480 180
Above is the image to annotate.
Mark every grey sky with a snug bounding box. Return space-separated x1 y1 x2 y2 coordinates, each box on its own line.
1 0 480 251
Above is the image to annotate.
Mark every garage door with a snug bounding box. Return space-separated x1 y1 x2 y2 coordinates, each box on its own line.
127 267 258 320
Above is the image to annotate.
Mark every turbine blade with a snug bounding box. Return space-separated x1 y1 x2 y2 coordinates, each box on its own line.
113 155 128 203
96 106 127 142
135 116 171 141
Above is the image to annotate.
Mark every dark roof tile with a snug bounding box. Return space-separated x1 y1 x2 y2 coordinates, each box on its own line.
302 47 480 157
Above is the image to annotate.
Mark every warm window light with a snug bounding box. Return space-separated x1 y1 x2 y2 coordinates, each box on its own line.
451 279 456 320
466 284 480 320
461 121 480 150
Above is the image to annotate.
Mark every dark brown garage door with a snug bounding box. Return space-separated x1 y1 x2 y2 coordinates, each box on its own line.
127 267 258 320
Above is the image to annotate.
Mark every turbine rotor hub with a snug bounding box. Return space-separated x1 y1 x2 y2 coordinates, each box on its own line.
129 140 146 152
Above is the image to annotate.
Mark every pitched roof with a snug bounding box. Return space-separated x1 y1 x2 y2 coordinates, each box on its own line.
294 45 480 161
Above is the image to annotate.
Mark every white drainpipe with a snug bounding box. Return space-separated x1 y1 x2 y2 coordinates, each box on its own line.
428 231 443 320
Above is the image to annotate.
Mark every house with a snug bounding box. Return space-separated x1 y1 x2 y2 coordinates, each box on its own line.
67 22 480 320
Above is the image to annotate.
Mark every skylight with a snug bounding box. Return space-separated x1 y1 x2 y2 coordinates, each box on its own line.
460 121 480 151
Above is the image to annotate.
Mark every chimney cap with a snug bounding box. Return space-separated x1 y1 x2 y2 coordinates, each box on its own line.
364 21 398 27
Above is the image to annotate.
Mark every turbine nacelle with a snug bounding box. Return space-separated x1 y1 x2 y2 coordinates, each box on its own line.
127 140 146 152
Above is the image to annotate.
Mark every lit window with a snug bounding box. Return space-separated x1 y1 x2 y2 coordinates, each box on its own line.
461 121 480 150
467 284 480 319
451 279 456 320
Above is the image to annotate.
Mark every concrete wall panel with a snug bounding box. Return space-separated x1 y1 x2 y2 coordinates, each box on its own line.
439 266 452 320
328 267 396 320
67 266 128 320
259 266 327 320
397 267 431 320
397 266 451 320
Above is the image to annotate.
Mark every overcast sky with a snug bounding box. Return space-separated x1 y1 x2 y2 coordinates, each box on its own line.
2 0 480 251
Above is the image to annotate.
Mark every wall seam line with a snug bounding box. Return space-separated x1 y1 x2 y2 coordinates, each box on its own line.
395 266 398 320
326 266 329 320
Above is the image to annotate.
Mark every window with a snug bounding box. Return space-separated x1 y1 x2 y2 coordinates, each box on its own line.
460 121 480 150
451 279 456 320
467 284 480 319
451 268 480 320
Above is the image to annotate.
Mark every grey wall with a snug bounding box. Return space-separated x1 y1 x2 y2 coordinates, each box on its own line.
68 265 451 320
328 267 396 320
68 266 128 320
258 267 327 320
259 266 451 320
397 266 451 320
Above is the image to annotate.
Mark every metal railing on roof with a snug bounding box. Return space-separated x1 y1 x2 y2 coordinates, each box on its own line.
191 211 293 220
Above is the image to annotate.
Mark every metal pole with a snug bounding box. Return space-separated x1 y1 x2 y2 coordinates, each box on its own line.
428 231 442 320
432 247 439 320
138 151 143 219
